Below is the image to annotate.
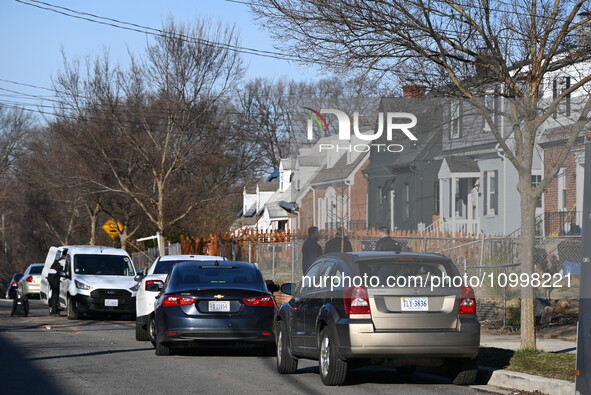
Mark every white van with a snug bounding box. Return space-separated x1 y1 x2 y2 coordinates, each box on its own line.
41 245 139 319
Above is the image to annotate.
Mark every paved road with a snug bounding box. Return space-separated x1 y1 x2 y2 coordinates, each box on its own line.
0 299 493 395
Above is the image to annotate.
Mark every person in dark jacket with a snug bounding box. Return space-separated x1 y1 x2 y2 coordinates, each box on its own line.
48 250 66 316
324 228 353 253
301 226 322 274
375 226 402 252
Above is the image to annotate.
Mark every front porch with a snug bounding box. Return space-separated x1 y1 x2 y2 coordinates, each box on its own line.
438 157 481 234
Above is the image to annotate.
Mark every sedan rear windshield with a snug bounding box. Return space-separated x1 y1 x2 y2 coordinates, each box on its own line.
29 266 43 275
74 254 135 276
170 266 261 288
357 259 459 286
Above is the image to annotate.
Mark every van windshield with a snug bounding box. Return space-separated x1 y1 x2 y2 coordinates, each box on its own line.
74 254 135 276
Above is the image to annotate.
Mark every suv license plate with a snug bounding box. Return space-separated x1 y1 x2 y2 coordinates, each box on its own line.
208 301 230 312
105 299 119 307
401 297 428 311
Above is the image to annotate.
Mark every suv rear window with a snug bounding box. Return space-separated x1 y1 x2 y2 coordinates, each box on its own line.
74 254 135 276
29 266 43 275
358 259 459 286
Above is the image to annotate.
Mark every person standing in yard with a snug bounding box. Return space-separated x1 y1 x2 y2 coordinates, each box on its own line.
375 226 402 252
301 226 322 275
324 228 353 253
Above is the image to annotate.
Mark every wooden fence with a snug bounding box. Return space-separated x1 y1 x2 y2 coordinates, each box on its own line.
180 228 492 264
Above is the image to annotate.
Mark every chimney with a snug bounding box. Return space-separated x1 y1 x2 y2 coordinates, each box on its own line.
402 84 426 98
576 12 591 49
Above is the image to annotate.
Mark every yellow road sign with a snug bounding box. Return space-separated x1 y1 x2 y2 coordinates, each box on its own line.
101 218 124 239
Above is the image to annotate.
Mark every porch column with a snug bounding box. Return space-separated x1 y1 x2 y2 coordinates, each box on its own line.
451 176 457 232
439 178 444 223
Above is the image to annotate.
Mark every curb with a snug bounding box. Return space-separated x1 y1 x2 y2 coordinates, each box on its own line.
481 366 575 394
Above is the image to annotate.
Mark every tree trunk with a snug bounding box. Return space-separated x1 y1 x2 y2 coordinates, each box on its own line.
518 172 537 350
88 203 100 246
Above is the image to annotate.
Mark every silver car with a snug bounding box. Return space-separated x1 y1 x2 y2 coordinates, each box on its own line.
275 252 480 386
18 263 44 298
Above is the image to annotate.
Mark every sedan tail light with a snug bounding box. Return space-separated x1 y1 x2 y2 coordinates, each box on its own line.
344 286 371 315
25 276 34 283
243 295 274 306
162 295 197 307
458 285 476 315
11 281 17 287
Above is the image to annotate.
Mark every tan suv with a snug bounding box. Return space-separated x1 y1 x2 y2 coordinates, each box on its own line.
275 252 480 386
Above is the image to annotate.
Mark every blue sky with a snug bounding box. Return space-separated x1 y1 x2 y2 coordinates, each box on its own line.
0 0 323 114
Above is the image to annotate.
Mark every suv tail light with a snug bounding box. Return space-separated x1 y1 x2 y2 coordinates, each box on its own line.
145 279 164 290
344 286 370 315
459 285 476 314
11 281 17 286
162 295 197 307
243 295 274 306
25 276 34 283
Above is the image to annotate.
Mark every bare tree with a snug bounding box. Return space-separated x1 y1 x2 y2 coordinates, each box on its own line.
0 105 32 175
250 0 591 349
52 19 257 254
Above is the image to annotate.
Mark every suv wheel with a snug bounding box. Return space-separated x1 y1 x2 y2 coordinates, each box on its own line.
319 328 347 386
66 295 80 320
446 357 478 385
135 320 149 341
276 321 298 374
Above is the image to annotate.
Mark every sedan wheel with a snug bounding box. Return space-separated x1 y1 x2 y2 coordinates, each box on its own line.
319 328 347 386
149 315 157 347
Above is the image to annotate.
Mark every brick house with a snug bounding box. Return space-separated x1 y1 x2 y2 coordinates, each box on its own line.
300 151 369 232
540 130 586 235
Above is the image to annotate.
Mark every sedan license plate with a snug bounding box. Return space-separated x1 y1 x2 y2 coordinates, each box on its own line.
401 297 428 311
105 299 119 307
208 300 230 312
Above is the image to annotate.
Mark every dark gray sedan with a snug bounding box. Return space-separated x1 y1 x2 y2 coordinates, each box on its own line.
153 261 278 356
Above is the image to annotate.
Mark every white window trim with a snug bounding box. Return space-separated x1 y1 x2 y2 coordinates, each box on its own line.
450 101 461 139
558 167 567 211
486 171 497 217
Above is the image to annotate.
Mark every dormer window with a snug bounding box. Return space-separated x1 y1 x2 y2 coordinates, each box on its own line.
450 101 462 139
483 93 499 133
553 76 571 118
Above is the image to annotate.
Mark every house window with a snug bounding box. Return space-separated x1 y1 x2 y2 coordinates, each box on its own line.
553 76 571 118
484 94 499 132
434 181 440 215
558 167 567 211
450 101 461 139
531 174 543 209
483 171 498 216
404 183 410 219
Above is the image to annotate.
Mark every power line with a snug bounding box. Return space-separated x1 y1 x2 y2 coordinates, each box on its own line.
15 0 306 63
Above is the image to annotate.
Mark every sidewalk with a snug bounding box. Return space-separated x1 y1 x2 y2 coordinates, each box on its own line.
481 334 576 353
479 334 576 394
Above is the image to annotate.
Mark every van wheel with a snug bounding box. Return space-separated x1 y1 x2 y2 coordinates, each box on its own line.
135 320 149 341
446 357 478 385
276 321 298 374
66 295 80 320
155 339 172 356
319 328 347 386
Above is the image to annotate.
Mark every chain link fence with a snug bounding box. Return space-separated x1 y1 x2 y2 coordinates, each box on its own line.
238 235 581 327
131 243 181 271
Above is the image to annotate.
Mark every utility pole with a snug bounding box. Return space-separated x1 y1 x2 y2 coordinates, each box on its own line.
576 133 591 394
